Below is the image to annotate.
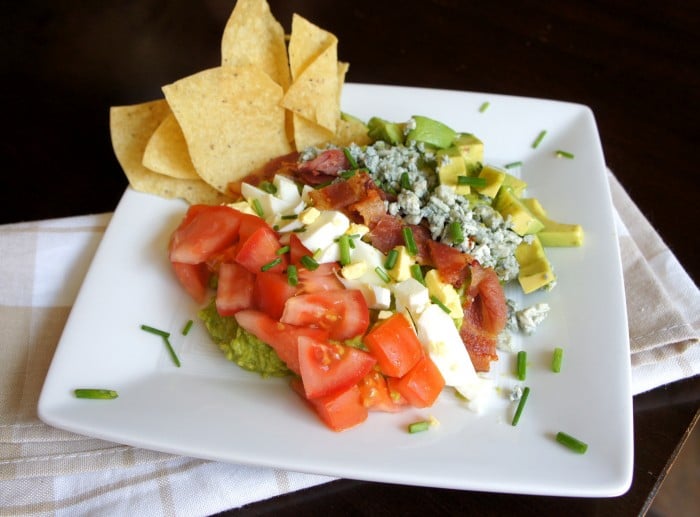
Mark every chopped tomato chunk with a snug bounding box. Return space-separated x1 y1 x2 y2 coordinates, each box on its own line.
235 225 287 274
216 263 255 316
171 262 210 304
387 355 445 408
363 313 423 377
357 370 407 412
169 205 241 264
253 271 299 320
291 379 368 432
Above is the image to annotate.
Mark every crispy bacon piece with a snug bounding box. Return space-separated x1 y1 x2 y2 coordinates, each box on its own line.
307 172 382 215
427 240 473 288
294 149 350 185
366 214 405 252
348 189 386 226
227 152 299 197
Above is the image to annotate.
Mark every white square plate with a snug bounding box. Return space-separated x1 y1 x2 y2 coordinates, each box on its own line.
39 84 632 497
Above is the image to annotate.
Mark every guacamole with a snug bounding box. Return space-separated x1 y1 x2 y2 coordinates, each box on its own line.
198 300 291 377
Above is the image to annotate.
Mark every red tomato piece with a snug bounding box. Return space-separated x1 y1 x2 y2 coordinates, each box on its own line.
363 313 423 377
357 370 407 412
291 378 368 432
171 261 210 304
169 205 241 264
234 310 329 375
297 262 344 293
281 289 370 341
216 263 255 316
253 271 299 320
235 225 288 274
288 233 312 266
237 211 269 242
297 336 376 400
387 355 445 408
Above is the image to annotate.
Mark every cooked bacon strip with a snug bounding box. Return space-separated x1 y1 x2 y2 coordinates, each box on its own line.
348 188 386 226
227 152 299 196
427 240 474 288
366 214 404 252
307 172 380 212
298 149 350 176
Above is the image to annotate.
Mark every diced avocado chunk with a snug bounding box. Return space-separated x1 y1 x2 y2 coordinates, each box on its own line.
367 117 404 145
341 112 365 125
475 165 506 198
515 236 556 293
501 173 528 198
520 198 584 247
437 147 470 195
405 115 457 149
453 133 484 174
494 188 544 235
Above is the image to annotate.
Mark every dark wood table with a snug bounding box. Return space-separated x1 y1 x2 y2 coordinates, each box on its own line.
3 1 698 515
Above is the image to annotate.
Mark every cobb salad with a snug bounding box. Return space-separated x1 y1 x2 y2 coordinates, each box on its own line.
167 114 583 431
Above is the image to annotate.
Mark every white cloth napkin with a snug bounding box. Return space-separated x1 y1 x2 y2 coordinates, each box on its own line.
1 173 698 515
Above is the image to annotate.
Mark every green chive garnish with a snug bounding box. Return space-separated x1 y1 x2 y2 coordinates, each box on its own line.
374 266 391 283
162 336 181 367
340 170 357 180
74 388 118 400
504 161 523 169
281 214 298 220
252 198 264 217
140 324 170 338
511 386 530 426
555 431 588 454
402 227 418 256
287 265 298 286
410 264 425 285
338 235 351 266
182 320 194 336
457 175 487 187
384 249 399 270
259 181 277 194
552 347 564 372
408 420 431 433
448 221 464 244
400 172 411 190
516 350 527 381
555 150 575 159
532 130 547 149
261 257 282 272
292 226 307 233
300 255 319 271
430 296 451 314
276 245 290 255
343 147 358 169
478 101 490 113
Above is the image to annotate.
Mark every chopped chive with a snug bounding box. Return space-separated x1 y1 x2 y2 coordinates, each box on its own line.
163 336 182 367
511 386 530 426
348 235 356 248
252 198 264 217
281 214 298 220
516 350 527 381
292 226 307 233
343 147 358 169
457 175 487 187
410 264 425 285
408 420 431 433
140 324 170 338
448 221 464 244
276 245 290 255
374 266 391 283
555 150 575 159
399 172 411 190
259 181 277 194
181 320 194 336
478 101 490 113
74 388 118 400
340 169 357 180
532 130 547 149
261 257 282 272
555 431 588 454
287 265 298 286
300 255 319 271
430 296 451 314
504 161 523 169
552 347 564 372
337 235 352 265
384 249 399 270
402 227 418 256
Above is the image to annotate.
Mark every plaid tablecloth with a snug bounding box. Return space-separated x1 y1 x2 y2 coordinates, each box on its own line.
1 173 698 516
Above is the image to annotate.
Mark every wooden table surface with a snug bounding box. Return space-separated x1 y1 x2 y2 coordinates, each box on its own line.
3 1 698 515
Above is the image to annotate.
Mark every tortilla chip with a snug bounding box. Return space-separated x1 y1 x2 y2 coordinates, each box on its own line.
221 0 290 90
293 113 334 151
142 112 200 180
288 14 337 80
282 42 339 132
110 100 231 205
162 65 292 193
331 116 371 147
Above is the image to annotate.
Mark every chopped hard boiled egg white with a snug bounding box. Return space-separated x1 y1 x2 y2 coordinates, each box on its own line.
393 277 430 316
298 210 350 258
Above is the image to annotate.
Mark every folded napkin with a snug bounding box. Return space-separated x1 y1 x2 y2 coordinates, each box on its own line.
1 173 698 515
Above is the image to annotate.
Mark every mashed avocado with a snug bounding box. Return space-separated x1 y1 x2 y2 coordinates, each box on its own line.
198 300 291 378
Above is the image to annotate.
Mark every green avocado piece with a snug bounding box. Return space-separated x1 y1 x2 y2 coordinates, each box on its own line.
367 117 404 144
494 188 544 235
500 173 528 198
514 236 557 293
475 165 506 198
436 147 470 195
453 133 484 174
405 115 457 149
520 198 584 247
